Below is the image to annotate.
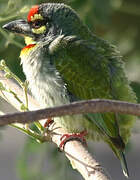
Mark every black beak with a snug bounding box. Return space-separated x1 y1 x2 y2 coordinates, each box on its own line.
3 19 33 37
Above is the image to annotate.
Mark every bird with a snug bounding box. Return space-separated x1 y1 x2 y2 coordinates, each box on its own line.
3 3 136 177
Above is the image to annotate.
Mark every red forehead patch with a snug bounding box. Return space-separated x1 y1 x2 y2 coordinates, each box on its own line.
27 5 39 22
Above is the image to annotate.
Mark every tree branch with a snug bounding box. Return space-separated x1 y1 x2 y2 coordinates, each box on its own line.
0 99 139 126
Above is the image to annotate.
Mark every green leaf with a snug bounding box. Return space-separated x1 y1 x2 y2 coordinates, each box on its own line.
0 82 6 91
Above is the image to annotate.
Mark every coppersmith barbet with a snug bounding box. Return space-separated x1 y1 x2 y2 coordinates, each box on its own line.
3 3 136 177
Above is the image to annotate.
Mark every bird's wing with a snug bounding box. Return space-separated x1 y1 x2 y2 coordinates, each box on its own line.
51 35 136 141
48 35 136 177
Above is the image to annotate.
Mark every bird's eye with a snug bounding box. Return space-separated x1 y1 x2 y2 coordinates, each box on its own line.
31 20 43 29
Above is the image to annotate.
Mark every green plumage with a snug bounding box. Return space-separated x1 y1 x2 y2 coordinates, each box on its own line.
3 3 137 177
50 34 136 177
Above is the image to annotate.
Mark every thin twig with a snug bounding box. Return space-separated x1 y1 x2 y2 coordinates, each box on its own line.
0 99 139 126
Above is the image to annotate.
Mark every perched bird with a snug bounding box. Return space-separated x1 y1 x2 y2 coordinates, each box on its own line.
3 3 136 177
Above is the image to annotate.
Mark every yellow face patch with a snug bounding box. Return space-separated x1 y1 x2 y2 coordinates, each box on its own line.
25 36 36 45
30 14 43 22
32 26 46 34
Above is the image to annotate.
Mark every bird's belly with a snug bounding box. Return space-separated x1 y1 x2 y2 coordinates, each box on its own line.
27 72 85 132
29 74 69 107
21 55 85 132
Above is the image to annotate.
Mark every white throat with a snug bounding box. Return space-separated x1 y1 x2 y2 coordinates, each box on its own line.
20 44 70 108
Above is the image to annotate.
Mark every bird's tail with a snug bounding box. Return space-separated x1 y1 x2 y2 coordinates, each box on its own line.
107 139 129 178
86 113 129 177
119 151 129 178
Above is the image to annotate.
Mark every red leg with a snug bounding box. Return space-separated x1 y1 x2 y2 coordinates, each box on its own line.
59 131 88 150
44 118 54 128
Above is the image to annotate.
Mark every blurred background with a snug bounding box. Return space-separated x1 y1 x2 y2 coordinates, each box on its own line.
0 0 140 179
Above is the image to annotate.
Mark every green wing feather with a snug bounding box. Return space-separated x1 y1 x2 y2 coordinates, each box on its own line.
51 35 136 177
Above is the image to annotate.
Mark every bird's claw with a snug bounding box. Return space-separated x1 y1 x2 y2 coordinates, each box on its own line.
59 131 88 150
44 118 54 128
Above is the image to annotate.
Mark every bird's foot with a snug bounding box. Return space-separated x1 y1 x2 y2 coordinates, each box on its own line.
44 118 54 128
59 130 88 150
42 118 55 137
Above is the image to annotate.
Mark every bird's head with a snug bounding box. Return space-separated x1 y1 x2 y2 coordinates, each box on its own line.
3 3 88 44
